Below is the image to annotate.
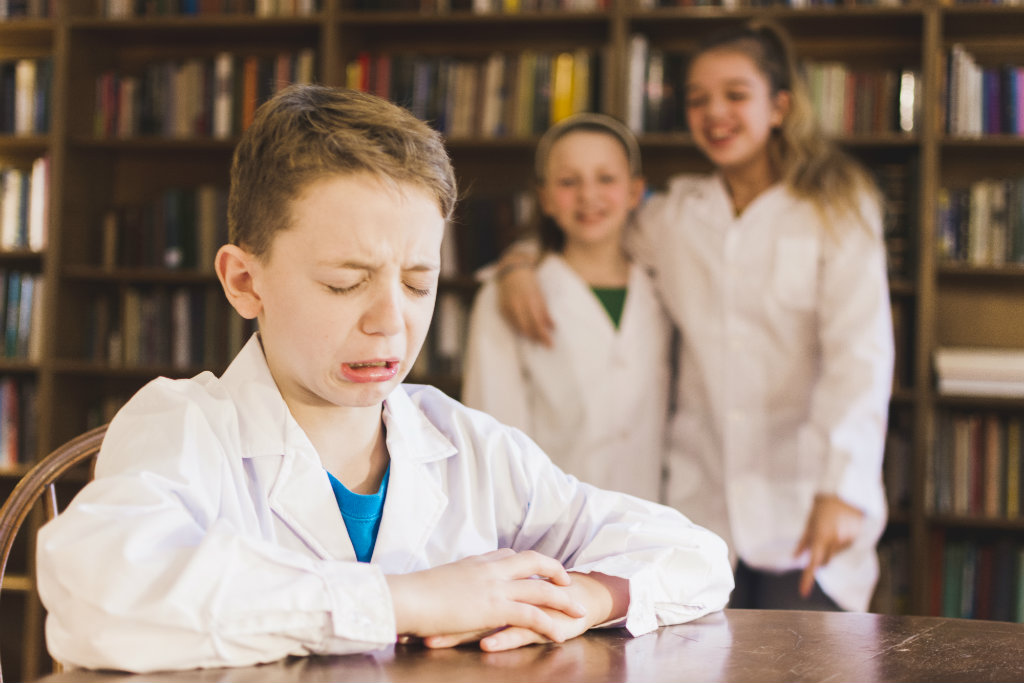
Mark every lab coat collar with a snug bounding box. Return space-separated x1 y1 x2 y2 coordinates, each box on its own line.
218 334 455 566
700 173 791 225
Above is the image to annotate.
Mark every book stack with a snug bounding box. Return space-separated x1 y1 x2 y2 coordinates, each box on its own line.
101 184 227 272
0 57 52 136
804 61 921 136
936 178 1024 266
932 410 1024 518
932 534 1024 622
625 36 920 135
945 44 1024 137
94 49 316 139
0 157 49 253
102 0 319 16
0 376 37 468
345 49 599 138
0 0 52 17
0 269 44 361
934 346 1024 398
92 287 255 371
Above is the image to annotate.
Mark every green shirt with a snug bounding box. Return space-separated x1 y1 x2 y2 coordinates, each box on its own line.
591 286 627 328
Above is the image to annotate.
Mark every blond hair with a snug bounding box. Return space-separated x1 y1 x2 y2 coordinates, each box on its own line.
228 84 457 257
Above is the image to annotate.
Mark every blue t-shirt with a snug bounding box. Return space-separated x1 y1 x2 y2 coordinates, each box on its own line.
326 465 390 563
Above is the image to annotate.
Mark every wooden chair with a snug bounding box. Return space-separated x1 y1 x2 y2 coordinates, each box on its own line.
0 424 108 683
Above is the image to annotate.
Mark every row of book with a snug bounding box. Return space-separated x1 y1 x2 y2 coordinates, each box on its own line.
0 270 43 361
932 534 1024 622
639 0 906 6
1 157 49 253
805 62 920 137
87 287 255 370
931 410 1024 518
346 49 601 138
0 376 37 469
353 0 900 9
0 58 52 136
102 0 319 15
94 49 316 140
936 177 1024 267
100 184 228 272
945 45 1024 137
625 35 921 135
0 0 51 18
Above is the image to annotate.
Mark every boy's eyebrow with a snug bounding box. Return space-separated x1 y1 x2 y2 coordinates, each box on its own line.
317 259 441 271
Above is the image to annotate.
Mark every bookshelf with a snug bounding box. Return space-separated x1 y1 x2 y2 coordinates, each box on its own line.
0 0 1023 679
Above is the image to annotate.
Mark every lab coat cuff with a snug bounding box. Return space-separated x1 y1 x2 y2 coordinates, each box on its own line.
573 558 659 637
321 562 396 647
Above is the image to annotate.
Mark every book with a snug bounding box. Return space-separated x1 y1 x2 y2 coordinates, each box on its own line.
935 346 1024 396
550 52 574 124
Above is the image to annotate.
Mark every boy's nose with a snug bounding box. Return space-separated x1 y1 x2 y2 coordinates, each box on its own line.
362 283 404 336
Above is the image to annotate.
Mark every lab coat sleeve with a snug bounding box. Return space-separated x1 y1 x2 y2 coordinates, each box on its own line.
36 383 396 673
805 191 894 520
500 429 733 636
461 279 534 434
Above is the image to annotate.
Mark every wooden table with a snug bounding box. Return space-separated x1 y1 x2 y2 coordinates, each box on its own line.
34 609 1024 683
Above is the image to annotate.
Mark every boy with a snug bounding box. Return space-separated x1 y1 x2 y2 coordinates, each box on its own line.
36 85 732 673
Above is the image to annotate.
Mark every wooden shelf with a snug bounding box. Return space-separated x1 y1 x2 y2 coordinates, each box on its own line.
4 1 1024 679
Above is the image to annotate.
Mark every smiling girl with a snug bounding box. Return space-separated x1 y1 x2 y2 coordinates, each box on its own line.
462 114 672 503
497 21 894 612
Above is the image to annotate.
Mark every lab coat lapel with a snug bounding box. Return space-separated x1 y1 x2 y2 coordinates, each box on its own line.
370 387 455 574
543 256 617 419
265 419 357 562
224 335 356 561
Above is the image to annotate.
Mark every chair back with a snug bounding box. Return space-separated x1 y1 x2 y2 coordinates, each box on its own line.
0 424 108 683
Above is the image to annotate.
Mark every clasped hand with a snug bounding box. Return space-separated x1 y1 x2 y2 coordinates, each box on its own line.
385 549 621 652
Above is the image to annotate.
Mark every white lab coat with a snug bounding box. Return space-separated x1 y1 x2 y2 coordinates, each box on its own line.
36 335 732 674
462 254 671 502
632 174 893 612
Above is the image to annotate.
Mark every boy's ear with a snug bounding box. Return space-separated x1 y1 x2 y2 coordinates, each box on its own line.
215 244 262 320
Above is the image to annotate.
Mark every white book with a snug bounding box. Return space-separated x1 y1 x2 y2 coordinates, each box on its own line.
213 53 235 140
935 346 1024 384
27 156 48 252
626 34 648 133
171 288 191 370
1 169 26 250
939 377 1024 399
14 59 38 135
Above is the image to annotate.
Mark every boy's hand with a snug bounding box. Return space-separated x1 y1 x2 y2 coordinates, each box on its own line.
385 549 586 646
497 262 554 347
420 571 629 652
794 494 864 598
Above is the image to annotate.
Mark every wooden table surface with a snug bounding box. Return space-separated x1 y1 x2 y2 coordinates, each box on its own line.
35 608 1024 683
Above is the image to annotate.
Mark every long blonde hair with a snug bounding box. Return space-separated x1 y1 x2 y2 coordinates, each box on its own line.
690 20 881 232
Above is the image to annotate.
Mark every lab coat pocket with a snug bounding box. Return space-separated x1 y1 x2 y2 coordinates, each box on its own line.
772 236 819 311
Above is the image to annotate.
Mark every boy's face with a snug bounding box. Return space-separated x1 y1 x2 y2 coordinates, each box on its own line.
248 173 444 413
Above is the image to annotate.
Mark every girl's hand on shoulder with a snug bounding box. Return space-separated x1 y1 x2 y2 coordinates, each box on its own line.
794 495 864 598
496 260 554 347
